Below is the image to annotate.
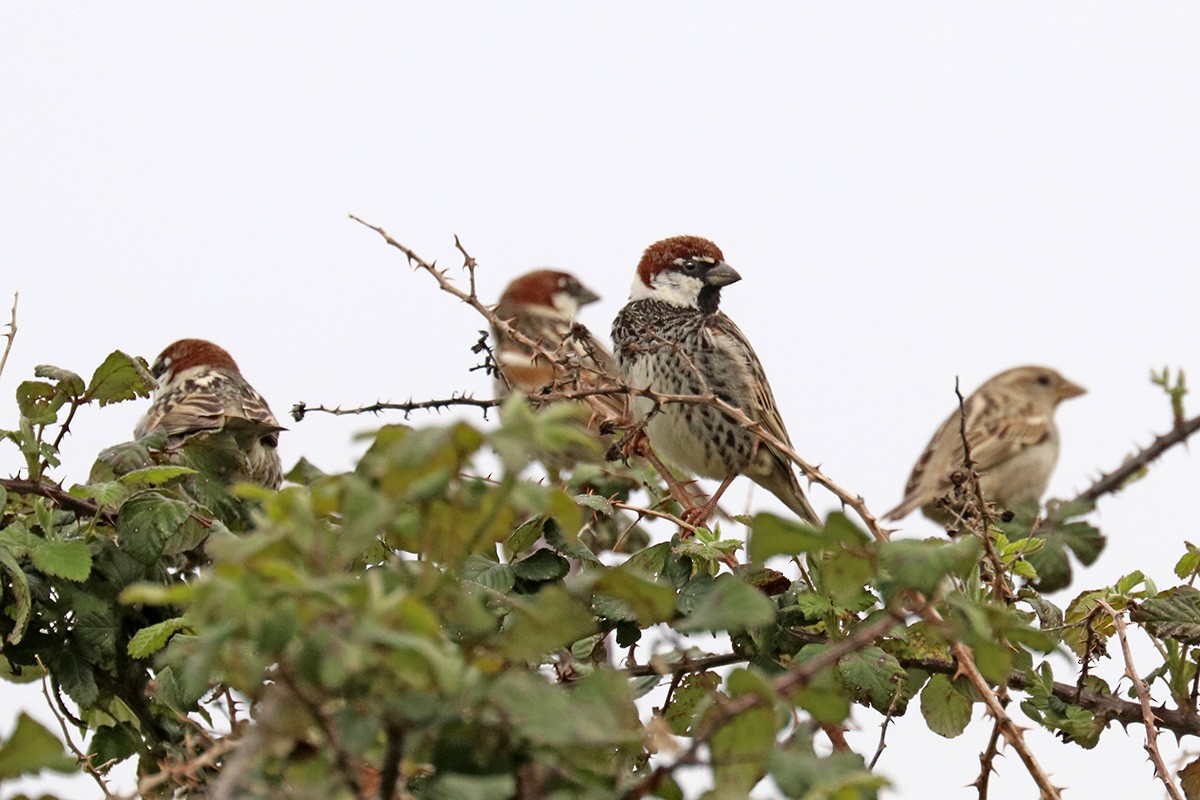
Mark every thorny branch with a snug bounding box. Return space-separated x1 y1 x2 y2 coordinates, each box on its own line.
292 395 498 422
37 657 122 800
1097 599 1185 800
973 715 1004 800
1071 411 1200 507
622 609 906 800
0 291 16 385
0 477 118 525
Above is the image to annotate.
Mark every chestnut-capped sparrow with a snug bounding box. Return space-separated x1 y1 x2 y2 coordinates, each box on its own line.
493 269 624 421
885 365 1085 523
611 236 819 525
135 338 284 489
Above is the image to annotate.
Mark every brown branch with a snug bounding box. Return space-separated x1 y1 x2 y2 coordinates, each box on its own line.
973 715 1004 800
0 291 16 385
622 609 905 799
292 396 499 422
1072 413 1200 506
1 478 117 525
913 599 1062 800
37 657 122 800
1097 599 1184 800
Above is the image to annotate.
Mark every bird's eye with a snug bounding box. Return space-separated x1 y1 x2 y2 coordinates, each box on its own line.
1036 375 1051 386
682 260 698 273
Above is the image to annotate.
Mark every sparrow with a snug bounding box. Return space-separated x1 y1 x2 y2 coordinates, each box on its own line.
884 365 1086 523
135 338 284 489
493 269 624 421
611 235 819 526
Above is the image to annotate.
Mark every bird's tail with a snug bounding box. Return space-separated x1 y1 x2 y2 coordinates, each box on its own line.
757 468 821 526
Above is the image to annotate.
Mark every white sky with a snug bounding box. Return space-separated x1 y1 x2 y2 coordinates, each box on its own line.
2 4 1199 798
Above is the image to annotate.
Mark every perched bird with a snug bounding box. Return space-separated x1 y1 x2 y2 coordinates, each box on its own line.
135 338 284 489
493 269 624 421
611 235 819 525
884 366 1086 523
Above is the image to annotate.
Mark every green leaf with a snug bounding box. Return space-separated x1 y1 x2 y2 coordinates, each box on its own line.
879 537 981 600
16 380 66 425
623 541 671 576
1131 586 1200 644
594 567 677 626
706 669 776 797
34 365 85 397
664 671 720 736
748 512 826 562
85 350 156 406
117 465 197 487
499 586 596 661
461 555 516 594
128 618 190 659
677 574 775 633
428 774 516 800
116 491 192 564
920 673 973 738
573 493 613 516
0 545 32 644
510 548 570 583
769 737 885 799
837 646 909 713
29 540 92 582
0 713 75 778
506 516 547 557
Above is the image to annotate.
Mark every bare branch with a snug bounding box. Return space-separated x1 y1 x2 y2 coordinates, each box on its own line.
622 609 905 799
972 715 1004 800
1 477 117 525
917 602 1062 800
1097 599 1184 800
37 657 122 800
1071 412 1200 507
0 291 16 385
292 396 499 422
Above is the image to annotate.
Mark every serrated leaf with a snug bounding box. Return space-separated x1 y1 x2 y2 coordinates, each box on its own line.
29 540 92 582
116 491 192 564
86 350 155 407
16 381 65 425
1180 756 1200 800
677 574 775 633
573 493 613 516
920 673 973 738
707 703 774 797
748 512 827 562
117 465 197 487
664 671 720 736
837 646 909 713
0 545 32 644
461 555 516 593
128 618 190 659
879 537 981 600
506 516 547 557
34 365 85 397
1131 586 1200 644
510 548 570 582
0 713 75 778
594 566 676 625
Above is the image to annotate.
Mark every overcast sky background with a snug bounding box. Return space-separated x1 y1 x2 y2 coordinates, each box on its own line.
2 4 1199 798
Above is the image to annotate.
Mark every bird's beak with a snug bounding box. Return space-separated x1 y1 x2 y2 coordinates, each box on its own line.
704 262 742 288
573 285 601 306
1056 380 1086 401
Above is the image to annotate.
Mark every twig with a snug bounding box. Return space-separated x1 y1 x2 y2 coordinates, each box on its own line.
0 477 118 525
1072 413 1200 506
622 609 905 799
973 716 1004 800
37 657 120 800
1097 599 1184 800
292 395 499 422
954 378 1011 602
0 291 16 385
868 684 903 769
919 598 1061 800
609 499 697 534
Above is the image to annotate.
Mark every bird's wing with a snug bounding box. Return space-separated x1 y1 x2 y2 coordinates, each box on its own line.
707 312 795 448
139 376 282 447
886 389 1051 519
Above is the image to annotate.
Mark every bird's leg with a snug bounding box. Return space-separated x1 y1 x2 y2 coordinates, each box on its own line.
679 473 737 529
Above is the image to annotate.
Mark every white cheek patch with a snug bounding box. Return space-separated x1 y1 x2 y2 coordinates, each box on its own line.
629 271 705 307
550 292 579 317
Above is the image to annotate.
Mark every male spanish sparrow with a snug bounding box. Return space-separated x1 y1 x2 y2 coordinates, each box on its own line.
611 236 819 525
